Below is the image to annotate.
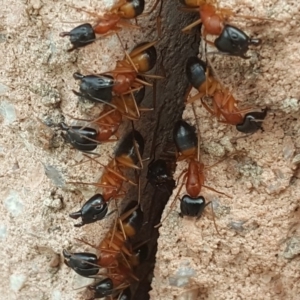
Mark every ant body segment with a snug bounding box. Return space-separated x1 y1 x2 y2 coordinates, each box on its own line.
180 1 268 58
68 130 144 227
60 0 145 51
185 56 268 133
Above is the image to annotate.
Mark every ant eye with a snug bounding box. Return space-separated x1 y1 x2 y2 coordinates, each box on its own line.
231 32 239 40
95 205 102 210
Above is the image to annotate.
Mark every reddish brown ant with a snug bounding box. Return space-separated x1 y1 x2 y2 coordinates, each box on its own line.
185 56 268 133
67 130 144 227
61 81 147 153
72 41 159 121
60 0 145 51
180 0 279 58
156 104 232 233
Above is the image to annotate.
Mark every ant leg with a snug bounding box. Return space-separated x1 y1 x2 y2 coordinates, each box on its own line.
129 41 157 58
115 33 138 73
202 185 232 199
116 20 140 30
139 0 161 17
82 154 137 186
200 97 217 117
182 19 202 34
134 77 152 87
186 91 205 104
229 11 282 23
191 103 202 162
200 201 221 236
178 7 199 13
128 91 141 120
154 172 187 227
74 238 98 249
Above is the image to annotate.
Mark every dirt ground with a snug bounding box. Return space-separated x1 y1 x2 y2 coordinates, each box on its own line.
0 0 300 300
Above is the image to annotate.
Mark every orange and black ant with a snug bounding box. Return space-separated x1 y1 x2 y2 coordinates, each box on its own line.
73 40 158 101
64 200 144 273
179 0 279 58
156 106 232 232
60 0 146 52
60 83 146 153
185 56 268 133
67 130 144 227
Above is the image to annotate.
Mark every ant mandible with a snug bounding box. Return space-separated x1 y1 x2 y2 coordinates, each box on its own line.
186 56 268 134
180 0 270 58
60 0 145 51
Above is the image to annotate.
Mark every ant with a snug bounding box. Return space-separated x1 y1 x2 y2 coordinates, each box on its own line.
179 0 278 58
60 0 146 52
156 106 231 233
68 130 144 227
61 84 146 152
72 40 158 105
185 56 268 134
64 198 144 275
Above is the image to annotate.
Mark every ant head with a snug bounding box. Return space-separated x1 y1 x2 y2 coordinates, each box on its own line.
88 278 114 298
236 108 268 133
186 56 207 89
173 120 198 157
130 42 157 73
69 194 108 227
180 195 206 218
60 23 96 51
214 25 259 59
119 0 145 19
63 249 99 277
74 74 114 104
60 123 99 152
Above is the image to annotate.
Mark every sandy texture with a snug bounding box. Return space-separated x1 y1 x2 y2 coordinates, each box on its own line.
151 0 300 299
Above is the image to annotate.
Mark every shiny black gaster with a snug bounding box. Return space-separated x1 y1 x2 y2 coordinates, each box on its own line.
173 120 197 154
115 130 145 165
186 56 207 89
